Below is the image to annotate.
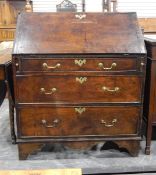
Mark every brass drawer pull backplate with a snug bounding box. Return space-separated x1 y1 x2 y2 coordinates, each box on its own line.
41 119 60 128
98 62 117 70
42 63 61 70
102 86 120 93
101 119 117 127
40 88 57 95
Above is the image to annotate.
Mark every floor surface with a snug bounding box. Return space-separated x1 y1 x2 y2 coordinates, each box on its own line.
0 99 156 174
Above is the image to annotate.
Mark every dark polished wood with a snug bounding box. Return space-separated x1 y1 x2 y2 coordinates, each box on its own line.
19 57 139 72
12 12 146 160
144 35 156 155
18 143 43 160
13 13 146 55
16 75 142 103
17 106 141 137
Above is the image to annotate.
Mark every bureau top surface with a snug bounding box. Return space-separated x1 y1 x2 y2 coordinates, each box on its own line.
13 12 146 55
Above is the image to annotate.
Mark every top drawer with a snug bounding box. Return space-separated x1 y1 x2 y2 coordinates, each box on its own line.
18 57 140 73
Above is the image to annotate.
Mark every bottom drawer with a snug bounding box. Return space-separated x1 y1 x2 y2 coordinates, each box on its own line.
18 106 141 138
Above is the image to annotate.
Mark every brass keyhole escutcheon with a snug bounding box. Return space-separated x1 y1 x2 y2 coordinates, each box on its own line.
74 59 86 67
76 77 87 84
75 14 86 20
75 107 86 115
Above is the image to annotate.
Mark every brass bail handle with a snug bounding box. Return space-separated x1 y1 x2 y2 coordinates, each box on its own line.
102 86 120 93
42 63 61 70
41 119 60 128
40 87 57 95
101 119 117 127
98 62 117 70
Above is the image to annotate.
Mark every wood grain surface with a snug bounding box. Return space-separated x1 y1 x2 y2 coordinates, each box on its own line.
13 12 146 54
18 106 141 137
19 57 138 72
12 12 146 159
15 75 142 103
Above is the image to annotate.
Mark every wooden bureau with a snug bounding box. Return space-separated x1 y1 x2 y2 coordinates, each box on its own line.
144 35 156 155
12 12 146 160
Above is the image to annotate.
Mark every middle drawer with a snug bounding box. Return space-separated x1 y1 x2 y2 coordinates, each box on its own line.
16 75 142 103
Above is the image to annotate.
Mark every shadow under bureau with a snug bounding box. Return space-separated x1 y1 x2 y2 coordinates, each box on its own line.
12 12 146 160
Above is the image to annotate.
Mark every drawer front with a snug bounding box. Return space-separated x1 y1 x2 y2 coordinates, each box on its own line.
20 58 138 72
18 106 140 137
16 75 142 103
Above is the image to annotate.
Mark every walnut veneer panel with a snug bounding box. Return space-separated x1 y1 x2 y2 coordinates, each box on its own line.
18 106 141 137
15 75 142 103
19 57 138 72
13 13 146 54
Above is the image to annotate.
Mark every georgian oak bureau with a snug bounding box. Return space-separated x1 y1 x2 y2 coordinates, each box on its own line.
144 35 156 155
12 12 146 160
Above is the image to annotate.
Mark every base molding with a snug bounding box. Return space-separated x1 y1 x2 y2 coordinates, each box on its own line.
18 140 140 160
